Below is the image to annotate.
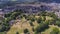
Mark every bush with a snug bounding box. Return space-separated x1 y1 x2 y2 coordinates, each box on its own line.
0 32 6 34
37 17 42 23
26 15 36 21
50 27 59 34
4 12 13 17
40 11 47 16
55 21 60 27
45 12 58 19
35 23 49 34
29 21 34 26
24 29 29 34
32 27 35 32
45 19 55 25
16 32 19 34
0 9 24 32
30 18 35 22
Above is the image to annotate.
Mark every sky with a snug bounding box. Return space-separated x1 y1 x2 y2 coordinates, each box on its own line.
0 0 60 3
0 0 38 1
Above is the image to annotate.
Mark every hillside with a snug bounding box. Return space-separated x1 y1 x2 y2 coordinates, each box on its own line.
0 9 60 34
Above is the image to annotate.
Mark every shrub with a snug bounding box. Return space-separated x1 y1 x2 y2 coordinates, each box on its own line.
37 17 42 23
30 18 35 22
50 27 59 34
24 29 29 34
0 9 23 32
55 21 60 27
29 21 34 26
40 11 47 16
35 23 49 34
16 32 19 34
32 27 35 32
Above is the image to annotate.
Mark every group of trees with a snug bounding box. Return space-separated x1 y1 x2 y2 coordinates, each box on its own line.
0 9 60 34
19 11 60 34
22 11 60 34
35 22 49 34
0 9 23 33
34 11 60 34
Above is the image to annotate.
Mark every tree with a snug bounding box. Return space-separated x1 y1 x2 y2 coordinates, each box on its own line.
35 23 49 34
37 17 42 23
46 12 58 19
55 21 60 27
37 11 47 16
29 21 34 26
30 18 35 22
24 29 29 34
0 9 24 32
16 32 19 34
